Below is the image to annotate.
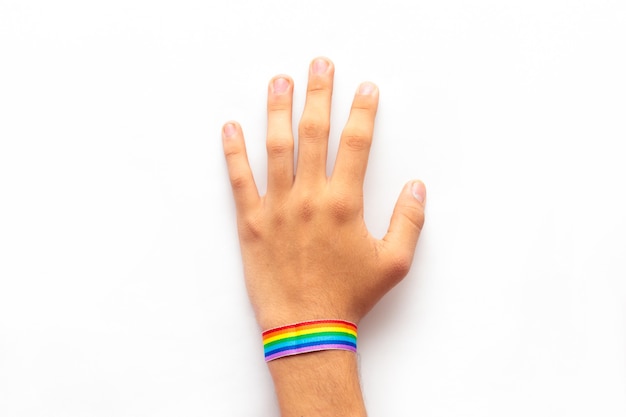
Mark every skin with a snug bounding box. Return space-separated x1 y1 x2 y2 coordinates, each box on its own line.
222 57 426 417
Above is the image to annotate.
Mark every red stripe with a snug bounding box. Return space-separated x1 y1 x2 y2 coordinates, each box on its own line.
262 319 357 338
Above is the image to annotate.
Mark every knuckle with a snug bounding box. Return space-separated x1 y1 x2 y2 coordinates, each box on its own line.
307 83 330 94
267 101 291 113
266 137 293 157
328 193 360 221
295 196 318 222
270 208 287 227
223 144 241 160
238 216 263 241
229 174 249 191
405 205 425 233
352 102 373 111
383 251 413 281
397 203 425 233
343 130 371 151
299 118 329 142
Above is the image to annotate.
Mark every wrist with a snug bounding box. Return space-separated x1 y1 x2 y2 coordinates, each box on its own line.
268 350 366 417
262 319 357 362
254 304 361 332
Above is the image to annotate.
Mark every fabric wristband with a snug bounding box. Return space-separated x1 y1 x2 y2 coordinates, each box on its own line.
262 319 358 362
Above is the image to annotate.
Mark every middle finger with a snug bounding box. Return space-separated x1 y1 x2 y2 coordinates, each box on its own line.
295 57 334 185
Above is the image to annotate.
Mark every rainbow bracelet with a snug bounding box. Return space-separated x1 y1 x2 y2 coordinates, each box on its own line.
262 319 358 362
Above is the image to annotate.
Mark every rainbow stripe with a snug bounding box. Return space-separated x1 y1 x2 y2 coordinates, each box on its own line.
262 319 358 362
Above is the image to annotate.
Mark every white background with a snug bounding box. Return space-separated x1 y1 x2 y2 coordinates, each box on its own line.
1 0 625 416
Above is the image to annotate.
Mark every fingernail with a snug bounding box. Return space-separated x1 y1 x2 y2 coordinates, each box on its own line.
312 58 329 75
358 82 375 95
411 181 426 203
273 77 289 94
223 123 236 138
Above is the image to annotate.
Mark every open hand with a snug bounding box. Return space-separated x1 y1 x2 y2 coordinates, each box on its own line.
222 57 426 331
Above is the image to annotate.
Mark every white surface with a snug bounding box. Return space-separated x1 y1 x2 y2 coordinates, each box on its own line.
1 0 625 416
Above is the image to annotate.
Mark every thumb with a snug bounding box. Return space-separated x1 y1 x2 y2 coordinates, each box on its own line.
381 181 426 272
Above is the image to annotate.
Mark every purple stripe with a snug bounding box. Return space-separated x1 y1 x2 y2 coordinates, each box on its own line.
265 343 357 362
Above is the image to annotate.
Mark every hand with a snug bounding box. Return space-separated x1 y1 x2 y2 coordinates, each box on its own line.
222 57 426 331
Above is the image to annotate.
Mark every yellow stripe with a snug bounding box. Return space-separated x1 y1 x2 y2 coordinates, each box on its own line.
263 326 357 345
